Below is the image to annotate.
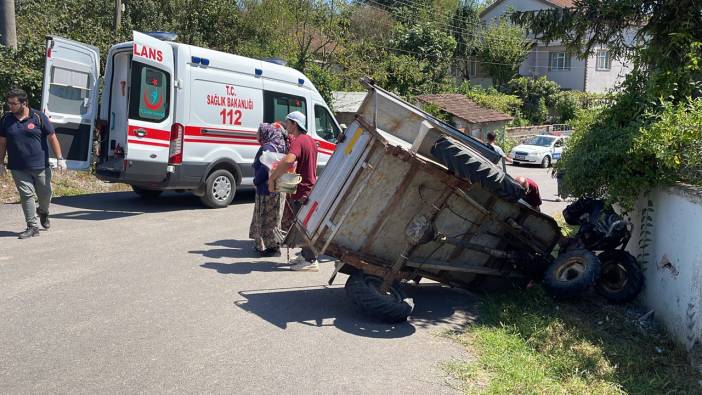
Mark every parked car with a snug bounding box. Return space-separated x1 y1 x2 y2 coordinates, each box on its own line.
510 134 567 168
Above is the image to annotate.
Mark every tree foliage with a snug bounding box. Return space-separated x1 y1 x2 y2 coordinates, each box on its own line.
513 0 702 207
476 19 530 87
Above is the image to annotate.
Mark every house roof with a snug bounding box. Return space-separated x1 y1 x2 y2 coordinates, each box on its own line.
416 94 513 124
331 91 367 113
480 0 575 18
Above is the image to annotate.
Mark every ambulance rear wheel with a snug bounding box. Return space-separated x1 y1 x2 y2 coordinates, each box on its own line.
201 169 236 208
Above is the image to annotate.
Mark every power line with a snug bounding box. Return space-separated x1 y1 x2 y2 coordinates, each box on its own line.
362 0 608 56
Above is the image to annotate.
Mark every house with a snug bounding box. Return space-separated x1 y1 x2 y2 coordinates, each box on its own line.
331 91 367 127
476 0 632 93
415 94 513 141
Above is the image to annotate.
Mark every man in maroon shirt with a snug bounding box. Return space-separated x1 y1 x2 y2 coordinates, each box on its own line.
269 111 319 271
515 176 542 211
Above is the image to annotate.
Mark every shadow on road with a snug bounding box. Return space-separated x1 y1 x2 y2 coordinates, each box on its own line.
0 230 18 238
201 261 289 274
234 283 476 339
49 190 256 221
190 239 261 259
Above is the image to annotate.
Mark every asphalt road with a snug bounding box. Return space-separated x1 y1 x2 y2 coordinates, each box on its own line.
0 164 564 394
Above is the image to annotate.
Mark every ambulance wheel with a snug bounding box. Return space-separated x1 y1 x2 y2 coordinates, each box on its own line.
132 186 162 199
201 169 236 208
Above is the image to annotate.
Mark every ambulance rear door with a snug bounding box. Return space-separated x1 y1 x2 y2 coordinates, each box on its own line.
124 31 175 180
41 36 100 170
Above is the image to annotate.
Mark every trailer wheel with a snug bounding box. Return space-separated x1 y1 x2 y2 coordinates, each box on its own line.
345 272 414 323
543 249 601 299
595 251 644 304
132 186 162 199
200 169 236 208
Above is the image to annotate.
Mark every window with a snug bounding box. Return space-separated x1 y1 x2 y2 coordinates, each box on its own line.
596 50 611 71
263 91 306 125
129 61 170 122
554 139 564 148
469 60 477 77
47 66 92 115
549 52 571 71
314 105 340 143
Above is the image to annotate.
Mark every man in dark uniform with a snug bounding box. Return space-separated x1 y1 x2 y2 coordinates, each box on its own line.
0 88 66 239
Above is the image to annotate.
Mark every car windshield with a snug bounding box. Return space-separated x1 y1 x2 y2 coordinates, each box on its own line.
524 136 557 147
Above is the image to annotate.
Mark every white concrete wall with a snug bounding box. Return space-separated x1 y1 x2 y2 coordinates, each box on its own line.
584 53 629 93
627 186 702 359
530 45 586 90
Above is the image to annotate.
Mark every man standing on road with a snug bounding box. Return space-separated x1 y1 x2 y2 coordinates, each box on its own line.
515 176 542 212
0 88 66 239
268 111 319 272
486 131 512 172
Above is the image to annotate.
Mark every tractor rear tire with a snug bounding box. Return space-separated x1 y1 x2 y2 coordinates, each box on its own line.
543 249 601 299
345 272 414 323
595 250 644 304
431 137 523 202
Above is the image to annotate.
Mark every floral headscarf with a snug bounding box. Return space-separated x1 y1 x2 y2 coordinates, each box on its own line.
257 122 287 153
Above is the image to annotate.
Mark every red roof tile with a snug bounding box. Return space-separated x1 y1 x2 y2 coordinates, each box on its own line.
416 94 513 124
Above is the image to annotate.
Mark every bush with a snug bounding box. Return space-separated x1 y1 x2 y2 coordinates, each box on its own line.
553 91 580 123
559 95 702 210
505 76 561 124
456 82 524 123
635 99 702 186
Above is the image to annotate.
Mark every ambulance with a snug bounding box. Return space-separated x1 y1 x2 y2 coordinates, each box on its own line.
41 31 341 207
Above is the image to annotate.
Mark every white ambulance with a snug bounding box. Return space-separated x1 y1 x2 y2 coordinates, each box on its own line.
42 31 341 207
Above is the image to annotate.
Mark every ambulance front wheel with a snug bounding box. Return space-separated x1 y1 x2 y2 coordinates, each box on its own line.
200 169 236 208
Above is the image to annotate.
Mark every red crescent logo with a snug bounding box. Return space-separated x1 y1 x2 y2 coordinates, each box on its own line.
143 91 164 111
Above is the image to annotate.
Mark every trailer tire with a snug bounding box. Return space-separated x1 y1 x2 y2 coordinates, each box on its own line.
431 137 523 202
132 186 162 199
345 272 414 323
595 251 644 304
200 169 236 208
543 249 601 299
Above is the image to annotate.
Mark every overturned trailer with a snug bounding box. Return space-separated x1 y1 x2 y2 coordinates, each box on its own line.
286 81 619 322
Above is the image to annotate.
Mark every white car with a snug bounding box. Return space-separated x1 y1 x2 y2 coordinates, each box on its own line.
510 134 567 168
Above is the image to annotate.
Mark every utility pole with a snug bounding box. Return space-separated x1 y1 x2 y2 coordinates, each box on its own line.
0 0 18 50
113 0 122 35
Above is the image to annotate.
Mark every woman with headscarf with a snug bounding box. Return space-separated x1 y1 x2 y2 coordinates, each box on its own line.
249 122 288 257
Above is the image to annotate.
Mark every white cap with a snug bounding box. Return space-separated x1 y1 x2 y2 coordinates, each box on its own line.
286 111 307 132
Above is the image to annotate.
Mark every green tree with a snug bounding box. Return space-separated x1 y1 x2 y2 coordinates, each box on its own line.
389 21 456 93
512 0 702 207
476 18 530 87
450 1 481 80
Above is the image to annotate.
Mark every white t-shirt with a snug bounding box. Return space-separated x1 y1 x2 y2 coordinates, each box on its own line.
490 143 507 172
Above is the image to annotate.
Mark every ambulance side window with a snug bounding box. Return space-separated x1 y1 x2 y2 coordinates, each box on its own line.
128 61 170 122
263 91 306 124
314 105 340 144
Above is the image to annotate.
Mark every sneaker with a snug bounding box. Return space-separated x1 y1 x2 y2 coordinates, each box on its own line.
38 211 50 229
290 257 319 272
18 227 40 239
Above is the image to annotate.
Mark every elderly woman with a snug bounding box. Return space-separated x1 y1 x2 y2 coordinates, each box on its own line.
249 122 288 257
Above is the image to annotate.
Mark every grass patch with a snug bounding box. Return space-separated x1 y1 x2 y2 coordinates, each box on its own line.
444 287 701 394
0 170 130 204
